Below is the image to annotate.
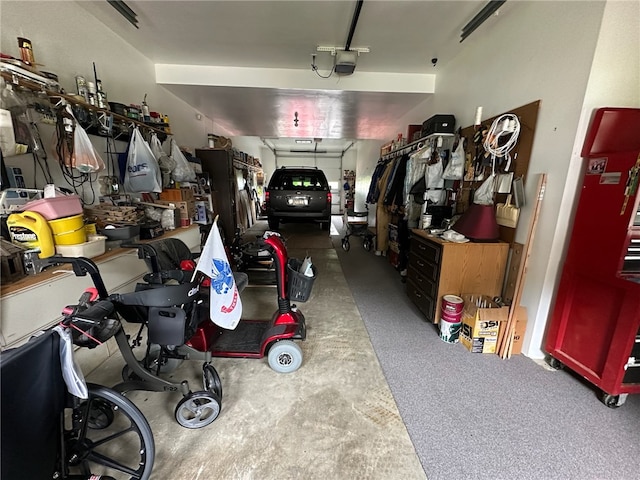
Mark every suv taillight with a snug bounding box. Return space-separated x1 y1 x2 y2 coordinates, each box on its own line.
265 191 270 204
327 192 332 203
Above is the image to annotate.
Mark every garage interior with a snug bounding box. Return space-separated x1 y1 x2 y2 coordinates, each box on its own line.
1 1 639 479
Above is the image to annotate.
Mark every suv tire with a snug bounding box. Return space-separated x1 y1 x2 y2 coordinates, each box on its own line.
321 220 330 231
268 216 280 230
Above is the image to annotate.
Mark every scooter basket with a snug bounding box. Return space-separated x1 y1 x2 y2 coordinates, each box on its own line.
287 258 317 302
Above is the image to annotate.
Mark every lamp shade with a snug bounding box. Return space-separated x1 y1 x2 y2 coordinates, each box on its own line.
453 203 499 241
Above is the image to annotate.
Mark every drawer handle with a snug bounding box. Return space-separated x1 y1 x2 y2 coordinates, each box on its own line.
417 260 425 268
418 244 426 251
414 291 422 298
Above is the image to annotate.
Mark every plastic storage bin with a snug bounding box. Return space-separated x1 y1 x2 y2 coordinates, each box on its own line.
55 235 106 258
22 195 82 220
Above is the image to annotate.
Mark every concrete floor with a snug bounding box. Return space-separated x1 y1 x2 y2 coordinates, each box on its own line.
86 222 427 479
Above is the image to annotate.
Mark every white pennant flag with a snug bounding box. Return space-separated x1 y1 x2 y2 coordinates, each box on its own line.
195 219 242 329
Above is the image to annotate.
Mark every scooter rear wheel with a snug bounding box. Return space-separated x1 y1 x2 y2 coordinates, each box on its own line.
268 340 303 373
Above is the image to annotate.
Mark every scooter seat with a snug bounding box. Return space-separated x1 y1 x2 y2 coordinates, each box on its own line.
111 281 199 308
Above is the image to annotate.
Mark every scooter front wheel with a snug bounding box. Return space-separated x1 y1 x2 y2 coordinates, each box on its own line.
268 340 303 373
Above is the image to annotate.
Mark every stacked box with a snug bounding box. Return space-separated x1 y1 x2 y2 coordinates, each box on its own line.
155 200 196 221
459 295 509 353
159 188 195 203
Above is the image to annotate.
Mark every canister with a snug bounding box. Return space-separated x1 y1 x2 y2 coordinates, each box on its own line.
48 213 87 245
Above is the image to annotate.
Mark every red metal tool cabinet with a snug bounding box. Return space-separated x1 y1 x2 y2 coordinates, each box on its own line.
545 108 640 408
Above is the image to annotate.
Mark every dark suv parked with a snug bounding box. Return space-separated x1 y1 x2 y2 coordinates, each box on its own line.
265 167 332 231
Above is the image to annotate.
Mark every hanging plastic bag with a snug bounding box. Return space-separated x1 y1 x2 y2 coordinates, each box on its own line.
171 140 196 182
150 134 176 188
123 128 162 193
442 137 465 180
73 122 105 173
53 326 88 399
149 133 164 160
473 173 496 205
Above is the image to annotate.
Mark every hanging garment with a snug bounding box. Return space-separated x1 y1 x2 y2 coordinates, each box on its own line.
366 159 389 204
384 154 409 210
424 155 445 205
404 146 431 226
375 160 396 252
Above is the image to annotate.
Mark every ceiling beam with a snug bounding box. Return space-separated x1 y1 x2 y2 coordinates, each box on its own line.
156 64 435 94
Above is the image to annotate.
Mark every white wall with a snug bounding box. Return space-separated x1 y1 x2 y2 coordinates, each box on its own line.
389 1 616 359
1 0 210 202
528 0 640 358
228 136 264 160
355 139 384 218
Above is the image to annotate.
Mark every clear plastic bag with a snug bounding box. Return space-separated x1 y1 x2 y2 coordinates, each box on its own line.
53 326 88 399
473 174 496 205
73 122 105 173
171 140 196 182
442 137 465 180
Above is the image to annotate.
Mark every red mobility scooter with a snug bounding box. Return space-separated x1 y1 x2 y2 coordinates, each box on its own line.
136 231 316 374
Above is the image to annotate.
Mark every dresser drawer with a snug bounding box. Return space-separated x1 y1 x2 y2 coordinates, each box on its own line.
406 279 436 321
407 264 438 298
408 251 439 281
410 236 441 264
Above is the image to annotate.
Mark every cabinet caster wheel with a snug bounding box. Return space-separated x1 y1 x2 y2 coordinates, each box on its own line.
546 356 564 370
601 392 627 409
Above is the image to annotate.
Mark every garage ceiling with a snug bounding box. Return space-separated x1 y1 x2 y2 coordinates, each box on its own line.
79 0 512 145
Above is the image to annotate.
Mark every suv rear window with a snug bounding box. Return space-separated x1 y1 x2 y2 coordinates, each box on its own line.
269 170 328 191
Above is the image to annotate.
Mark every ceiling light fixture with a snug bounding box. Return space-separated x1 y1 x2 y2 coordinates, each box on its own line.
293 112 299 127
107 0 139 29
460 0 506 42
295 139 313 144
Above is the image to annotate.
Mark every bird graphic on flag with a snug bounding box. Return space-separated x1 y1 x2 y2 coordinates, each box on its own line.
195 219 242 329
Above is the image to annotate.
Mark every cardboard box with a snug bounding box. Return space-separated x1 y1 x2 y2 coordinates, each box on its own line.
155 200 195 220
459 295 509 354
159 188 195 203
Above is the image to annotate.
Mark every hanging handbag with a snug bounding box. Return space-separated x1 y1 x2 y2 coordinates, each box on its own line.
496 194 520 228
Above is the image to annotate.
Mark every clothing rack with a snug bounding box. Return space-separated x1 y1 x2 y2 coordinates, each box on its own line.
380 133 454 161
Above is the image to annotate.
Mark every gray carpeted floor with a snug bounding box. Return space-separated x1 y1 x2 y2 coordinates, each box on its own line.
330 216 640 480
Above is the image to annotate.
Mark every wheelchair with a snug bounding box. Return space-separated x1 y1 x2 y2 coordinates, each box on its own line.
0 300 155 480
51 255 223 429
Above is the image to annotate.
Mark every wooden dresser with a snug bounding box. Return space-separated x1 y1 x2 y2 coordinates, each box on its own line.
406 229 509 323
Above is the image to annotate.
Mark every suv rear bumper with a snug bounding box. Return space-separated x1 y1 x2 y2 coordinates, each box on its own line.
267 209 330 220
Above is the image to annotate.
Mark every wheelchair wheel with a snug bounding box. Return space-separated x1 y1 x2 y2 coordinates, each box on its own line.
67 383 154 480
363 237 372 252
341 238 350 252
87 398 114 429
202 363 223 399
174 391 221 429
